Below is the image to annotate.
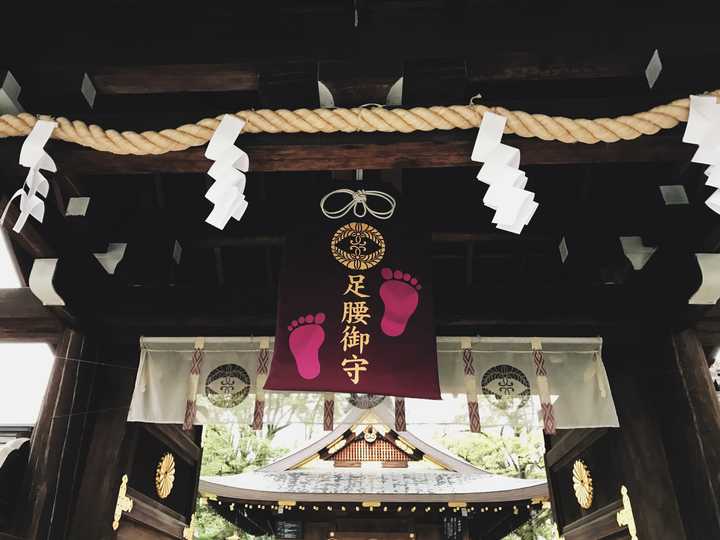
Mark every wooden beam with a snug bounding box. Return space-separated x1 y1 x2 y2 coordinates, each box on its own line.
0 129 693 176
0 288 62 342
92 63 259 94
93 276 702 343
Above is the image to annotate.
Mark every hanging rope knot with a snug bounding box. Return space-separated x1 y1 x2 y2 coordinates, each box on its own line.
354 189 368 205
320 188 396 220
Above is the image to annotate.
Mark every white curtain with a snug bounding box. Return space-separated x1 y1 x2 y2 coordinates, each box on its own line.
408 337 618 429
128 336 618 429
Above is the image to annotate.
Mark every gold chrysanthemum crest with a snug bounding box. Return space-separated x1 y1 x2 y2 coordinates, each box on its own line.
155 452 176 499
572 459 593 510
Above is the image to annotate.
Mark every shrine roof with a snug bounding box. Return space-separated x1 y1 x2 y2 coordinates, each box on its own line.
200 469 546 503
199 402 548 502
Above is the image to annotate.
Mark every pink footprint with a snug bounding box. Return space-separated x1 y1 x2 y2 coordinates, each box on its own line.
288 313 326 379
379 269 421 337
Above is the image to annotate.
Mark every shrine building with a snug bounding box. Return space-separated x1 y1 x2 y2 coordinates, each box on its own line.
200 404 547 540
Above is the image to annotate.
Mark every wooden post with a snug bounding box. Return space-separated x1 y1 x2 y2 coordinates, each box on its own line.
12 330 145 540
13 329 96 540
545 341 688 540
605 347 687 540
646 329 720 538
66 342 140 540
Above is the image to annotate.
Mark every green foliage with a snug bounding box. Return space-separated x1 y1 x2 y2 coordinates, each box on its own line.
437 427 545 480
438 426 558 540
196 424 287 539
503 509 558 540
196 501 236 540
200 423 284 476
263 392 324 441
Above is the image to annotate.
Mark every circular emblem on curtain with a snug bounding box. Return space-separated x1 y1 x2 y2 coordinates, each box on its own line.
572 459 594 509
330 222 386 270
481 365 531 407
155 452 176 499
205 364 250 408
349 393 385 409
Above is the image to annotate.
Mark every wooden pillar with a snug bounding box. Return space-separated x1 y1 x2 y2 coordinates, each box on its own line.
14 329 97 540
646 329 720 538
12 332 142 540
605 348 686 540
545 341 687 539
66 343 140 540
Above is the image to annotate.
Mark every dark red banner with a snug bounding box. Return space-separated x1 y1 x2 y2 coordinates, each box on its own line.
264 193 440 399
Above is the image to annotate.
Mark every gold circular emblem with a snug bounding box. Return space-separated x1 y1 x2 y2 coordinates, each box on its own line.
155 452 176 499
572 459 593 509
330 222 386 270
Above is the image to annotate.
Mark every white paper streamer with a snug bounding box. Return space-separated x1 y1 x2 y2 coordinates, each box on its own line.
645 49 662 89
0 120 57 233
471 112 537 234
620 236 657 271
683 95 720 214
204 115 249 230
28 258 65 306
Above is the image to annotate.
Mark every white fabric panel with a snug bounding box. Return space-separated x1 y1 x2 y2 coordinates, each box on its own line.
128 336 618 429
420 337 618 429
128 338 265 424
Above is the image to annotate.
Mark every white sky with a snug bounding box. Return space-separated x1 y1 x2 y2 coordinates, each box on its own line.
0 231 55 425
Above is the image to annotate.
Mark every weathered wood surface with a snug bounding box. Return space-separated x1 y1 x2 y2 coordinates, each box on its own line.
121 489 186 539
562 501 626 540
0 130 696 176
545 343 688 539
0 288 62 342
646 330 720 539
14 330 95 539
66 343 139 540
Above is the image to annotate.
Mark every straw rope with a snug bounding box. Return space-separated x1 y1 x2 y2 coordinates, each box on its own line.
1 90 718 156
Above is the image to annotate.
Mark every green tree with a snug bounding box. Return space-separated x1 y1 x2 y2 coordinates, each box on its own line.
263 392 324 441
436 397 558 540
196 424 287 540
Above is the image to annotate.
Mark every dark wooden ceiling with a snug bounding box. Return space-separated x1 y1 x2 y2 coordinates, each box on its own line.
1 1 720 353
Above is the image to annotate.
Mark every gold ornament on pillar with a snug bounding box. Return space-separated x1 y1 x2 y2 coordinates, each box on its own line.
112 474 133 530
572 459 593 509
183 513 197 540
616 485 638 540
155 452 176 499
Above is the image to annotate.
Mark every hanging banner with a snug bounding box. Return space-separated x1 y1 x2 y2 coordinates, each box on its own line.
128 337 618 430
128 338 266 425
406 337 619 430
264 187 440 399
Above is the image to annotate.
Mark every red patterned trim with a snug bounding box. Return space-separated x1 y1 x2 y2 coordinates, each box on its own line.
541 403 556 434
323 399 334 431
467 401 481 433
533 349 546 376
395 397 407 432
257 348 269 374
190 347 204 375
462 348 475 375
183 400 197 431
252 399 264 430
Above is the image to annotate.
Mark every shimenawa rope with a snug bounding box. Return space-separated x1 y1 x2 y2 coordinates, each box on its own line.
1 90 718 156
